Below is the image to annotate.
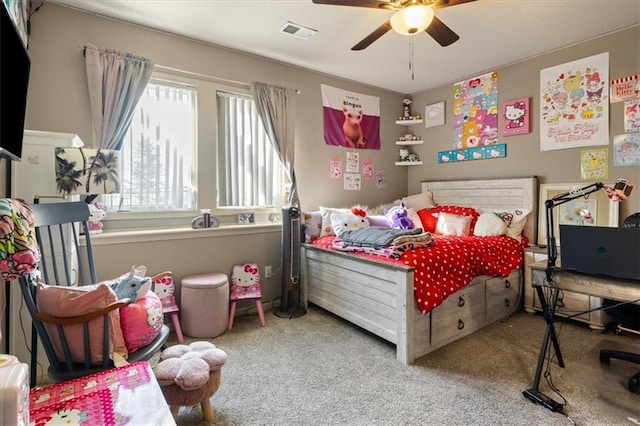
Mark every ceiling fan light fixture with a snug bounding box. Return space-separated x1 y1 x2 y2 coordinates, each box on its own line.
390 5 434 36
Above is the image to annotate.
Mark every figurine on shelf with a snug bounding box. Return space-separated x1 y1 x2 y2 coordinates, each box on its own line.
402 98 412 119
399 148 409 162
408 153 420 162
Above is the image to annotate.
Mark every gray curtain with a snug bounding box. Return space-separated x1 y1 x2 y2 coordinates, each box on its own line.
250 82 299 207
84 44 154 150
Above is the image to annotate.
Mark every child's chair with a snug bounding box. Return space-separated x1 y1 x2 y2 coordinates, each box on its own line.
151 271 184 343
228 263 266 329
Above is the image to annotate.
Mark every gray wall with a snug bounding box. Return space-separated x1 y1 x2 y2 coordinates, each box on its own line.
13 6 640 299
406 26 640 220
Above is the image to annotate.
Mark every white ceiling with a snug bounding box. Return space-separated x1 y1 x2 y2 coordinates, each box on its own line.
48 0 640 95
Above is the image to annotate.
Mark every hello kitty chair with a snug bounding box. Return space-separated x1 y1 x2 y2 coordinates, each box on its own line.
151 271 184 343
228 263 265 329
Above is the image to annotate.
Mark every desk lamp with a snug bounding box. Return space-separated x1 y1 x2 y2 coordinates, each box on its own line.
523 178 634 413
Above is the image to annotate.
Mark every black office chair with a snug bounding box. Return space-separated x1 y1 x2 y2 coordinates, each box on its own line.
599 212 640 394
18 201 169 386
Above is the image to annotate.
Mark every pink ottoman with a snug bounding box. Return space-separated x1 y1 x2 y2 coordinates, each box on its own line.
181 273 229 338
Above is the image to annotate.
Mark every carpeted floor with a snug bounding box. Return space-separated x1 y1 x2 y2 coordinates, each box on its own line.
165 305 640 426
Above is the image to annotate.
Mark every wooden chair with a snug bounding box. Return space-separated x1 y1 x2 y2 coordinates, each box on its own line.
18 201 169 386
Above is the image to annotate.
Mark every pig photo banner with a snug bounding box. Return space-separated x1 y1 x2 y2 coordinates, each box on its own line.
321 84 380 150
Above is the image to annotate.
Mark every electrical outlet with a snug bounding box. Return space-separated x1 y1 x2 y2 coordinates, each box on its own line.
265 265 272 278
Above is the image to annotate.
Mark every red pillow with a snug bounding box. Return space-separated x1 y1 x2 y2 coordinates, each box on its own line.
435 205 480 234
417 208 440 233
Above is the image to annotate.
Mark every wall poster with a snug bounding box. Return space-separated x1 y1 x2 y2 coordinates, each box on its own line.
501 97 530 136
452 71 499 149
610 74 639 103
321 84 380 150
613 133 640 166
580 148 608 180
624 98 640 133
540 52 609 151
362 158 374 179
329 156 342 180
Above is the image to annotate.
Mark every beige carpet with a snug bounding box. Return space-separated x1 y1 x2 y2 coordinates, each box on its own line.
562 339 640 425
165 306 640 425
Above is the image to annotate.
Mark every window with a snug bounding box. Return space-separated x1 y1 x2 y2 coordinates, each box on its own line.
106 79 196 212
104 72 285 221
217 92 285 208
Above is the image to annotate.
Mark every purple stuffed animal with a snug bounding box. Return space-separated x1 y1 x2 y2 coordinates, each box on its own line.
384 203 414 230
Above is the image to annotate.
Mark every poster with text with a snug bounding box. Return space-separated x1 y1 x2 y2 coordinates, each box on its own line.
452 71 499 148
321 84 380 149
610 74 639 103
540 52 609 151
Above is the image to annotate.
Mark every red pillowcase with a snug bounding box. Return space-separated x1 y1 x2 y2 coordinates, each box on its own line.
434 205 480 234
417 208 440 233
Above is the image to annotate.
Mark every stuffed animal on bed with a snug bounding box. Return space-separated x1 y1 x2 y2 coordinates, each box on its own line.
384 203 414 230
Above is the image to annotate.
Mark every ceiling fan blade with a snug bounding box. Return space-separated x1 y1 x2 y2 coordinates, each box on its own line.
425 16 459 47
352 20 392 50
312 0 396 10
429 0 477 9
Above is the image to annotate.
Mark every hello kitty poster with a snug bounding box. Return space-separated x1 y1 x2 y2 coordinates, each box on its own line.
540 52 609 151
502 97 530 136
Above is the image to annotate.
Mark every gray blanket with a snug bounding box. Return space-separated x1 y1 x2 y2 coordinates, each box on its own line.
339 226 424 248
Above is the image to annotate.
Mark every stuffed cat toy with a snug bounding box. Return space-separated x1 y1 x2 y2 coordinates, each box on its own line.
384 203 415 230
110 266 151 303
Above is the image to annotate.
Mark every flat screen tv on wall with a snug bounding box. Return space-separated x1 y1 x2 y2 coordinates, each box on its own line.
0 1 31 162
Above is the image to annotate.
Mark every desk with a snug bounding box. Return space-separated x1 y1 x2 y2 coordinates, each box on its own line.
29 361 175 425
524 262 640 410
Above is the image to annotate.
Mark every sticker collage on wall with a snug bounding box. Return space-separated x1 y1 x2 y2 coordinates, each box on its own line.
611 74 640 168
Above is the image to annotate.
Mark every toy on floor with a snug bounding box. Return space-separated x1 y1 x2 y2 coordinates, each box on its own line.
155 341 227 421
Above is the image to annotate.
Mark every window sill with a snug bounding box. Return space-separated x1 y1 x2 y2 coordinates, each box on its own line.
89 223 281 246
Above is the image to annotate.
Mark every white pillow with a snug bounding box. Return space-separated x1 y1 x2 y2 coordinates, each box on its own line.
330 212 370 237
401 191 436 211
484 208 532 241
473 213 508 236
435 212 472 236
319 206 349 237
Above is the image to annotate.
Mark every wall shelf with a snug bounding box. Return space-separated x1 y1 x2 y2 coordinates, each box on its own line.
395 140 423 145
395 161 423 166
395 119 423 126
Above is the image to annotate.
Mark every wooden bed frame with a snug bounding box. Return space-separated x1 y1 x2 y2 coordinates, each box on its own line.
300 177 538 365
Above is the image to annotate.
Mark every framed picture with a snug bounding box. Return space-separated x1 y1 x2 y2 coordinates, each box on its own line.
237 212 255 224
424 101 445 128
537 183 619 246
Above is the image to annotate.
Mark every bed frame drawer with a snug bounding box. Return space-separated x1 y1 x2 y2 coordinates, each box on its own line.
485 270 521 323
431 278 485 347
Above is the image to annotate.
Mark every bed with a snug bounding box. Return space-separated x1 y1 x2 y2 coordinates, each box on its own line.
300 177 538 365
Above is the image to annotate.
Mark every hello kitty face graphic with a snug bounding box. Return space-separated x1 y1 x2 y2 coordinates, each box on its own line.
153 281 174 300
44 407 88 425
231 264 260 287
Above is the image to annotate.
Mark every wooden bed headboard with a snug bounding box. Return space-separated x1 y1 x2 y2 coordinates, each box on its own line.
421 177 538 245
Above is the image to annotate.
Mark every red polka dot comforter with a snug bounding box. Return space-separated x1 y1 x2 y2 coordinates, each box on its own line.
312 234 526 315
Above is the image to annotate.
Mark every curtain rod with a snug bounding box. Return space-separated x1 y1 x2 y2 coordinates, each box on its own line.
80 47 300 93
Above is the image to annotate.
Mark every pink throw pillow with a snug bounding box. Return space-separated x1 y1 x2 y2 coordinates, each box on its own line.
36 282 127 364
119 290 164 353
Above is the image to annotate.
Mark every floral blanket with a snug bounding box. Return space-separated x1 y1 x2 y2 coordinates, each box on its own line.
312 234 526 315
0 198 40 281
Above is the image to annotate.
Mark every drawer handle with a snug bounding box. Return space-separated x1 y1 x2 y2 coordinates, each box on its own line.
505 298 510 308
458 296 465 307
458 319 465 330
556 297 565 308
505 280 511 289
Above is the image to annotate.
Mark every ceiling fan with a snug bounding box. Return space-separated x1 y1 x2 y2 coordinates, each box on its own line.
311 0 477 51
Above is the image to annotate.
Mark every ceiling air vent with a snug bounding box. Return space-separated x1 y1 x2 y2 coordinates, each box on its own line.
280 21 317 40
